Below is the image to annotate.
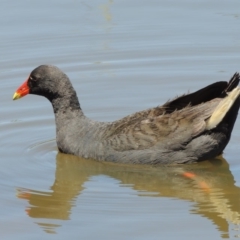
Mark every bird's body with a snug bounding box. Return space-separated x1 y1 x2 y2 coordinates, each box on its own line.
13 65 240 164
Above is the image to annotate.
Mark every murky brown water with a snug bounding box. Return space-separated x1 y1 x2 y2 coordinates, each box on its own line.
1 0 240 239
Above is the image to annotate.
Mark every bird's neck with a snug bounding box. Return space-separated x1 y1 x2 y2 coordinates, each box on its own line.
50 88 83 114
50 89 85 123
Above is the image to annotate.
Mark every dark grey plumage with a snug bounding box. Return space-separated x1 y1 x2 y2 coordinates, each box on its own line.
23 65 240 164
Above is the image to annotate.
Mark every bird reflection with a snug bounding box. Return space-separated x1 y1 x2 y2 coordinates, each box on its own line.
17 154 240 237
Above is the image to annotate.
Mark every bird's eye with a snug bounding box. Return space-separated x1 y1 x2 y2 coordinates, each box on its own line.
29 76 37 81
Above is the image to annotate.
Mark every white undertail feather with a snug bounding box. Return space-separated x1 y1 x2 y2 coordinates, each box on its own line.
206 87 240 130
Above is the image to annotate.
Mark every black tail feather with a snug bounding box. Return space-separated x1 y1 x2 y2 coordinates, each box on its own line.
164 73 240 113
223 72 240 94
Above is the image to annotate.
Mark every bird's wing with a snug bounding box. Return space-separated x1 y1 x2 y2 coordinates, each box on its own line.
105 99 220 152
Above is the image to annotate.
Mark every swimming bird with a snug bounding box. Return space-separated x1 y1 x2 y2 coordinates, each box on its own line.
13 65 240 164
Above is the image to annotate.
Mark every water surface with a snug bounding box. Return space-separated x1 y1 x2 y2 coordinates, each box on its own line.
1 0 240 239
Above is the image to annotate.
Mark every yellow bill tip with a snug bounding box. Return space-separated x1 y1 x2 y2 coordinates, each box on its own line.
13 92 21 100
